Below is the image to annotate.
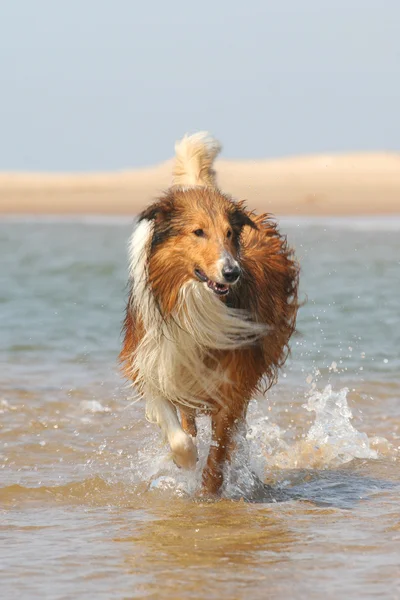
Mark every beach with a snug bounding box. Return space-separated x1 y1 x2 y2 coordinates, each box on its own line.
1 152 399 216
1 148 400 600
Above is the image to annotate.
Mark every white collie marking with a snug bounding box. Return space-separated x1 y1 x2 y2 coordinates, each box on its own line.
146 395 197 469
176 281 265 352
133 280 265 409
128 218 154 328
127 217 266 467
128 218 196 466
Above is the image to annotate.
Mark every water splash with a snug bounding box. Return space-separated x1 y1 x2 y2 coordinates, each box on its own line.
270 385 378 471
151 385 383 499
0 399 17 413
304 385 377 461
79 400 111 413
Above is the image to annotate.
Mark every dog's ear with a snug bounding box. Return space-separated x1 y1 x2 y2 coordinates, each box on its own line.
140 198 176 250
139 198 174 225
229 207 258 232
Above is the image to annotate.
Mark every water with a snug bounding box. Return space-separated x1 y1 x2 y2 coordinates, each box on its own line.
1 215 399 599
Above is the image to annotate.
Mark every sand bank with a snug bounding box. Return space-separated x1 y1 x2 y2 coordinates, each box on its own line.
1 153 399 216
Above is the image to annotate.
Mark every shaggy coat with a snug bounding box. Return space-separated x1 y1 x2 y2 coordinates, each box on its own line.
120 132 299 495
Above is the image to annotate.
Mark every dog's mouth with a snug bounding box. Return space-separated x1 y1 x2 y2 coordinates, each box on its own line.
194 269 229 296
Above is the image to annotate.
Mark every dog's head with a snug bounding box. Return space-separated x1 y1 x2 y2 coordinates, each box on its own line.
139 187 257 307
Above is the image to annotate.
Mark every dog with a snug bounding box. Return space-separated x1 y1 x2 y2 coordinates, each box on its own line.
120 132 299 496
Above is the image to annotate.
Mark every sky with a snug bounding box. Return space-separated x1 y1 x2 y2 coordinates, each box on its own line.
1 0 399 171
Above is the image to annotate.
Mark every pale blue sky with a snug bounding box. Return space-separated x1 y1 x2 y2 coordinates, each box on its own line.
1 0 399 171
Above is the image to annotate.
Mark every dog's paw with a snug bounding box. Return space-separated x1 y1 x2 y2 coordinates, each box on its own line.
170 431 197 470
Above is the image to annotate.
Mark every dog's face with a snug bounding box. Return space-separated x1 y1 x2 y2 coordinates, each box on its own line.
178 203 252 296
141 188 257 302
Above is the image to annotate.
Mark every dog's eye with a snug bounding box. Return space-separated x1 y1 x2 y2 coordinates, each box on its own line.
227 229 232 239
193 229 205 237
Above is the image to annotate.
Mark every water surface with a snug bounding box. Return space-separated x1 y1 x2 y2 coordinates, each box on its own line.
1 216 399 599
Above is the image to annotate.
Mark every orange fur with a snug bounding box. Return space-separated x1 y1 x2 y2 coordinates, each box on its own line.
120 136 299 496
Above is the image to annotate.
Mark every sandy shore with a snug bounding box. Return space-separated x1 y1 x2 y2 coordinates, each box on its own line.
1 153 399 216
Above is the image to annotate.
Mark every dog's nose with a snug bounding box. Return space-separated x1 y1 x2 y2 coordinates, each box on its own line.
222 264 241 283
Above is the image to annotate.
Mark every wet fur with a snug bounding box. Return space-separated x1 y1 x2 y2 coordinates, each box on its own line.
120 133 299 495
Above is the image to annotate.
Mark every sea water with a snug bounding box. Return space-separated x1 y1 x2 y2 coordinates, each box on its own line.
0 216 399 599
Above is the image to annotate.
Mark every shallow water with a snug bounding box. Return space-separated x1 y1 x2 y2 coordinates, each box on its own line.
1 215 399 599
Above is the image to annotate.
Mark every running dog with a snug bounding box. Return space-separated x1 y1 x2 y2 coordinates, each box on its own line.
120 132 299 496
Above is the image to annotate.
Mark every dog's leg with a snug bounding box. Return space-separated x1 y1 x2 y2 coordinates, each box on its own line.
146 397 197 469
180 409 197 438
201 406 244 496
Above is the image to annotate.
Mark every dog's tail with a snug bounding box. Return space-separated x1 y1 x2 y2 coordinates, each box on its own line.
172 132 221 188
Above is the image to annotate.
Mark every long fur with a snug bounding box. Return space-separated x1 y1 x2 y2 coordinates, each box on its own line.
127 219 266 410
120 132 299 490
